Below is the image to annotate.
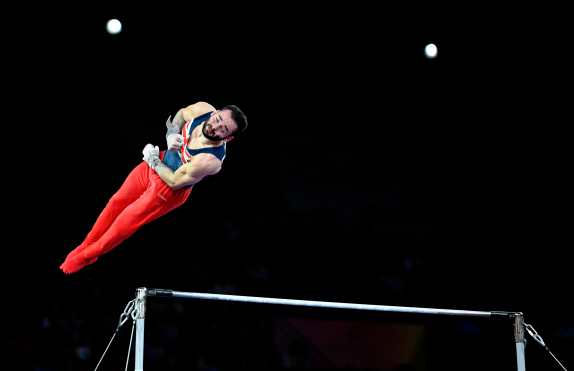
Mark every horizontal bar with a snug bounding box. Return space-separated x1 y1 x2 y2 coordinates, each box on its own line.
146 288 514 318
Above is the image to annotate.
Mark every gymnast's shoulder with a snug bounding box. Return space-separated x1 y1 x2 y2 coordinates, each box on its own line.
181 101 216 121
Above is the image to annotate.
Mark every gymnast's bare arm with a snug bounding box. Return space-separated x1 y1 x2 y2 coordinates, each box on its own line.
154 153 222 190
167 101 217 133
181 101 216 122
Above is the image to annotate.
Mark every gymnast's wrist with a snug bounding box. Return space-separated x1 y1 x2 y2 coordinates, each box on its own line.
151 158 164 172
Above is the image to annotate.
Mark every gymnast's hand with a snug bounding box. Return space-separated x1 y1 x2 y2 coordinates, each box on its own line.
166 114 177 130
142 144 161 170
166 133 184 150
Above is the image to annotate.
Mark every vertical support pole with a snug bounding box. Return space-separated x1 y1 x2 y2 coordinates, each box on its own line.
135 287 147 371
514 312 526 371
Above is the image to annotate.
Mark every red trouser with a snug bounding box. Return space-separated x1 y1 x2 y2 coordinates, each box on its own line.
60 157 192 273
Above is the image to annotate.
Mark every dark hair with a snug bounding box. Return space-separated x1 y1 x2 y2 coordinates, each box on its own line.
222 105 248 137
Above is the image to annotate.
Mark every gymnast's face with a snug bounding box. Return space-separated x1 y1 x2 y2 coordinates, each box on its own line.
202 110 238 141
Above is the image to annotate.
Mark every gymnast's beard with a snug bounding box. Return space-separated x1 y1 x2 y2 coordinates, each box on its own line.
202 124 222 141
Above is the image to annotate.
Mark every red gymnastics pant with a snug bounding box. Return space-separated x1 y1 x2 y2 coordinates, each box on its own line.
60 156 192 274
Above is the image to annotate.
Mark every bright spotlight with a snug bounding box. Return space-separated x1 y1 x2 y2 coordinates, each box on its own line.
106 19 122 35
424 43 438 59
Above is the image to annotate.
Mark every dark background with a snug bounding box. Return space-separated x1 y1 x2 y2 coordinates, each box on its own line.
5 3 571 371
